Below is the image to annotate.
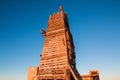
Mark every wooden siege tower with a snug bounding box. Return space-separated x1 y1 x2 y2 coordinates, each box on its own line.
28 6 82 80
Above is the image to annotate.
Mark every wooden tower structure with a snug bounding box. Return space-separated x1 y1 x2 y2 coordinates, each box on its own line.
28 6 82 80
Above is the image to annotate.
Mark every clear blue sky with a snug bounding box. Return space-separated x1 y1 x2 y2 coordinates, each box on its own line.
0 0 120 80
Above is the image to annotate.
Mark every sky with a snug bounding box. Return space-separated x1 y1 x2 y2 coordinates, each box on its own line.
0 0 120 80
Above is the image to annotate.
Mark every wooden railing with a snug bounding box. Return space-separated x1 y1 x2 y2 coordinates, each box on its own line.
68 64 82 80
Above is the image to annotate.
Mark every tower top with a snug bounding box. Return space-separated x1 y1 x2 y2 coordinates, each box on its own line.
47 6 68 32
59 6 63 12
